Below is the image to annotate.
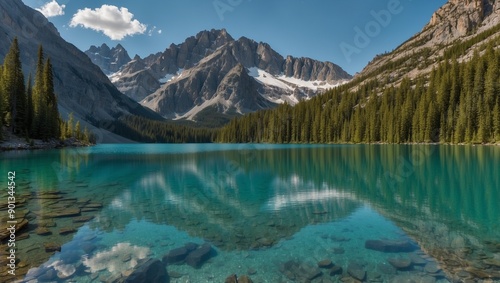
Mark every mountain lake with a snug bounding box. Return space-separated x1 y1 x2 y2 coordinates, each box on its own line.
1 144 499 282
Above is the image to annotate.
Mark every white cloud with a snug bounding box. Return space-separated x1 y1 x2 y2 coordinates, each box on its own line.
36 0 66 18
147 26 163 37
148 26 157 37
70 5 147 40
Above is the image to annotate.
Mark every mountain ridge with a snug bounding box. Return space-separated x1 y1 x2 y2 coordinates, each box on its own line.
89 29 351 124
358 0 500 83
0 0 163 142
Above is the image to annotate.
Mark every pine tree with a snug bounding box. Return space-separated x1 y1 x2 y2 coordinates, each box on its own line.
2 38 26 134
75 121 81 140
31 45 45 138
25 73 33 134
83 126 90 143
67 112 74 138
43 58 59 139
0 64 3 139
494 98 500 141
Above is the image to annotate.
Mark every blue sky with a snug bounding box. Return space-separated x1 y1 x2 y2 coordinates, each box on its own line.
22 0 447 74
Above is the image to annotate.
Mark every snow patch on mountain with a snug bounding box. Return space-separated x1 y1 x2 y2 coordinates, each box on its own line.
248 67 345 93
159 69 184 84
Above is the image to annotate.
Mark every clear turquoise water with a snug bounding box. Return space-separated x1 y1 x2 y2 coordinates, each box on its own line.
1 144 499 282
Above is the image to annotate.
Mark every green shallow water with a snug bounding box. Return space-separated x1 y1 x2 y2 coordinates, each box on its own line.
0 144 499 282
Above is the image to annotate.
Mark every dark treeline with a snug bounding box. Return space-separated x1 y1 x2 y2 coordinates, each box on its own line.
0 38 93 143
218 39 500 144
112 115 216 143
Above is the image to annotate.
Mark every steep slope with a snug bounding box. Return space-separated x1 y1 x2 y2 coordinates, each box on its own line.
140 35 350 123
0 0 162 142
85 43 131 75
359 0 500 83
111 29 234 101
119 30 351 123
218 0 500 145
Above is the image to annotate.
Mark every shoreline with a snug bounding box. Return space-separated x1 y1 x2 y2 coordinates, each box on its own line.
0 137 92 151
1 139 498 151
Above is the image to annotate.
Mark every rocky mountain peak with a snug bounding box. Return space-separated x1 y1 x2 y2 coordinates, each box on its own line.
84 43 131 75
427 0 495 39
359 0 500 82
102 29 351 124
0 0 161 142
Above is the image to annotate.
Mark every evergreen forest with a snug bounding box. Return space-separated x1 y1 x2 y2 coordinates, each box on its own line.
0 38 93 144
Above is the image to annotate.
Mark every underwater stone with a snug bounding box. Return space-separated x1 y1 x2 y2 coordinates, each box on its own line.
318 259 333 268
184 242 199 252
162 246 190 265
377 262 396 275
44 243 61 252
299 263 322 281
224 274 238 283
365 239 416 253
44 208 81 218
388 257 412 270
329 265 343 276
347 263 366 281
185 243 215 268
72 215 94 223
59 227 77 235
119 258 169 283
424 263 441 274
35 227 52 236
409 253 427 265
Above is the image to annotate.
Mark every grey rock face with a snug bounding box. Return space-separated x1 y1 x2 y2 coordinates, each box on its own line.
359 0 500 84
122 29 352 122
0 0 161 134
85 43 131 75
113 29 234 101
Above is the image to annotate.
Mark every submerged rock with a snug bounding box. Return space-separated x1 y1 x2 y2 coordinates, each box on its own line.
365 239 416 253
329 265 343 276
318 259 333 268
185 243 215 268
347 263 366 281
119 258 169 283
424 263 441 274
388 257 412 270
280 260 322 281
59 227 77 235
35 227 52 236
44 243 61 252
162 242 200 265
162 246 190 265
225 274 238 283
409 253 427 265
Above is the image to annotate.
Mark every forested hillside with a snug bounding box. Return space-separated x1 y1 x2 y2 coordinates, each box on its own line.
0 39 93 144
217 29 500 144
